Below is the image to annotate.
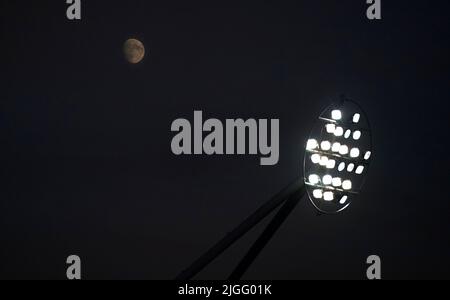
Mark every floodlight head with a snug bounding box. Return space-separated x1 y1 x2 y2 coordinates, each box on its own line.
303 97 373 214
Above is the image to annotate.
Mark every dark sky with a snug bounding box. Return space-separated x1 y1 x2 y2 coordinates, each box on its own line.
1 0 449 280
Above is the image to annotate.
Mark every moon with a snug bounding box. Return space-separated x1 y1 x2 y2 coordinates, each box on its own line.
123 39 145 64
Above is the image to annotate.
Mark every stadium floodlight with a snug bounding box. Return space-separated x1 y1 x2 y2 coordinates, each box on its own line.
323 191 334 202
332 177 342 187
311 154 321 164
321 141 332 151
347 163 355 172
304 98 373 213
350 148 360 158
306 139 319 151
313 189 324 199
345 129 352 139
334 126 344 137
332 142 341 153
319 156 329 166
339 195 349 204
326 159 336 169
326 124 336 134
309 175 321 185
332 110 342 120
176 96 373 281
356 166 365 175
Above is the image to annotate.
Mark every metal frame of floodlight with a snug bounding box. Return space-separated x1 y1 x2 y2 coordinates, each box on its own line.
176 95 372 281
303 97 373 214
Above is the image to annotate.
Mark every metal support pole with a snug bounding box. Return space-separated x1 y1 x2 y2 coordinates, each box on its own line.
176 178 304 281
229 184 305 280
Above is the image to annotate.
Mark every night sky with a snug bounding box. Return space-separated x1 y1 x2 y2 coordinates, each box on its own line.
1 0 450 280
